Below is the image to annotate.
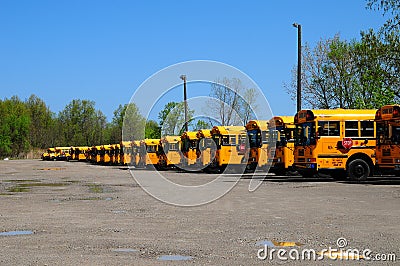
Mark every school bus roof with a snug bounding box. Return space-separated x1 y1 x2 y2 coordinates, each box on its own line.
101 145 114 150
55 147 72 150
74 146 91 150
47 148 56 151
92 145 102 150
161 136 181 143
181 131 198 140
296 109 376 124
245 120 269 131
143 139 160 145
303 109 375 118
132 140 141 146
211 126 246 135
196 129 211 138
120 141 132 147
375 105 400 121
268 116 294 128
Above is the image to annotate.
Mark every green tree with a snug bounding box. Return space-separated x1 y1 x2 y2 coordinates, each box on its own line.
145 120 161 139
58 99 107 146
191 119 212 131
158 102 194 135
285 33 398 109
25 94 55 148
208 78 258 126
122 102 146 141
367 0 400 33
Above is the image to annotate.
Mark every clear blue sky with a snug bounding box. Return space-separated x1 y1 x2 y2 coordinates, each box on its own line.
0 0 387 121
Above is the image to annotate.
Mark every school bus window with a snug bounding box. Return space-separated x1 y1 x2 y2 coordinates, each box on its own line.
147 145 157 153
247 130 258 148
212 135 222 148
269 129 278 144
169 143 177 151
345 121 359 137
390 124 400 144
295 122 316 145
361 121 374 137
229 136 236 145
318 121 340 136
262 131 268 144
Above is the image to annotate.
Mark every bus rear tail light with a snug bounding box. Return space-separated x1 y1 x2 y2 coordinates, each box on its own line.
307 158 316 163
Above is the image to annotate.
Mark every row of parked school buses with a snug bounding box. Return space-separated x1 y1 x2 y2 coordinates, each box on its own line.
42 105 400 181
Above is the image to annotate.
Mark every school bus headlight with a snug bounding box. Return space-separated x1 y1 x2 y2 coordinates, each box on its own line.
395 159 400 163
276 158 281 163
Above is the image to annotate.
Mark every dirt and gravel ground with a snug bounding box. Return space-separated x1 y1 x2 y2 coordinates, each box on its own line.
0 159 399 265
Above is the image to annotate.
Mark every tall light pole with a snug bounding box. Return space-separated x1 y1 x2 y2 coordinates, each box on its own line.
180 75 188 132
293 23 302 112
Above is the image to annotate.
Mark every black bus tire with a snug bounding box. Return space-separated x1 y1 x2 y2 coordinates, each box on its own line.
348 159 369 182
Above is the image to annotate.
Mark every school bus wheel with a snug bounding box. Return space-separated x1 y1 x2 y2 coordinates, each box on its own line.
347 159 370 182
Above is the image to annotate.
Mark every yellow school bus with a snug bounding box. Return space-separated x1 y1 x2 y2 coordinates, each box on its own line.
42 147 56 160
141 139 160 168
119 141 132 165
293 109 376 181
180 131 199 168
131 140 142 167
71 146 90 161
99 145 113 164
55 147 72 161
245 120 269 171
110 144 120 165
210 126 247 173
196 129 213 168
89 145 102 163
158 136 182 169
374 105 400 175
268 116 296 175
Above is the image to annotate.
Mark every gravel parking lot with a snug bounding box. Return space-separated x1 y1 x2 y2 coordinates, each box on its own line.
0 159 399 265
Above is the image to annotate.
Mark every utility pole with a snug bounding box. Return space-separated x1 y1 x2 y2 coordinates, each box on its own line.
293 23 302 112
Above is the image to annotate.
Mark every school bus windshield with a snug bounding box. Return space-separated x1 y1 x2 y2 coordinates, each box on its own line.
147 145 157 153
295 122 316 146
269 126 289 147
247 129 261 148
377 121 400 145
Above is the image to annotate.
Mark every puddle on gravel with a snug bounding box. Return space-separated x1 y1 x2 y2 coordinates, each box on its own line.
7 186 31 192
5 179 40 183
256 240 275 247
0 230 33 236
80 196 113 201
6 182 68 193
112 248 137 253
157 255 193 261
256 240 304 247
112 210 126 214
87 184 104 193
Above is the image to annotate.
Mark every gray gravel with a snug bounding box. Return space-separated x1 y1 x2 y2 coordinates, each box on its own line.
0 159 399 265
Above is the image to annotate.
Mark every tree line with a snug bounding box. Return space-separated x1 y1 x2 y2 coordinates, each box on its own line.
0 77 258 159
285 0 400 109
0 95 158 158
